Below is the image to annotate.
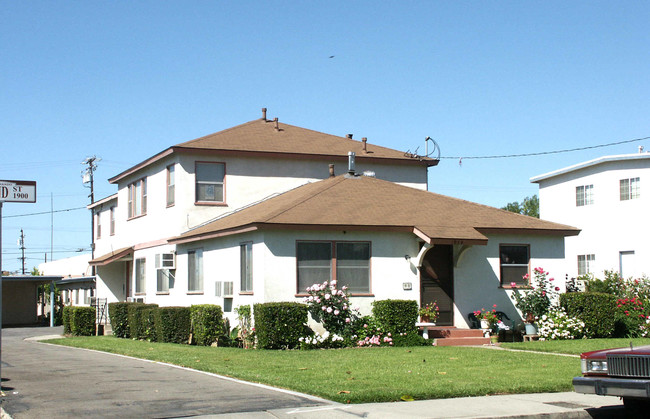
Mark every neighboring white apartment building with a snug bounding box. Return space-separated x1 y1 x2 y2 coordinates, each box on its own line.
90 109 578 328
531 149 650 280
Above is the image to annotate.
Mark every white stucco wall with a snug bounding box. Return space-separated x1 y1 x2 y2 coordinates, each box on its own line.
39 253 92 277
535 156 649 279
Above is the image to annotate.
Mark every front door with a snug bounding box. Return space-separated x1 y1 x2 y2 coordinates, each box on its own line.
420 245 454 326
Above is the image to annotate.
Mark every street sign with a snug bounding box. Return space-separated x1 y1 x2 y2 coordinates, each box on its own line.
0 180 36 203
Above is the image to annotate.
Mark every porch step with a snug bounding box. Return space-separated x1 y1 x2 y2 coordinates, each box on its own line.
425 327 491 347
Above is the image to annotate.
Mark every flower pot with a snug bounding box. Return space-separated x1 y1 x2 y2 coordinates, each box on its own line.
480 319 490 329
420 315 431 323
524 322 538 335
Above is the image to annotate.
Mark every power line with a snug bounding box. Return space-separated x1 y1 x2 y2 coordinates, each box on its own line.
3 206 86 218
441 135 650 160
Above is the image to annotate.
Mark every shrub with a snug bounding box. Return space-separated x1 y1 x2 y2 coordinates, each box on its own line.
70 306 96 336
372 299 418 335
127 303 159 340
536 307 585 340
349 316 393 347
254 302 311 349
235 305 254 349
560 292 616 338
304 280 359 336
190 304 225 346
108 302 131 338
62 306 72 335
613 297 650 338
155 307 191 344
511 267 559 320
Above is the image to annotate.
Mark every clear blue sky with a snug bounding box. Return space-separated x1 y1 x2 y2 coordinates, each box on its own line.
1 1 649 273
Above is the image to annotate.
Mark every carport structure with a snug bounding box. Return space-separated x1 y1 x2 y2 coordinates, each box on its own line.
1 275 62 327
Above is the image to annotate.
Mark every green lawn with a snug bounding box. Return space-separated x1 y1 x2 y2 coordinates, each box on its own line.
500 338 650 355
47 336 580 403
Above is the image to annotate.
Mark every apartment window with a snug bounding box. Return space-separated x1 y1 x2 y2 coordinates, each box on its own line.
135 258 146 294
166 164 175 207
297 241 371 294
620 177 640 201
240 243 253 293
110 206 115 235
577 254 595 276
155 254 174 293
188 249 203 293
128 178 147 218
500 244 530 287
196 162 225 203
95 213 101 239
576 185 594 207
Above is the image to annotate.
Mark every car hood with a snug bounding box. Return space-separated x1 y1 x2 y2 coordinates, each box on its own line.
581 345 650 359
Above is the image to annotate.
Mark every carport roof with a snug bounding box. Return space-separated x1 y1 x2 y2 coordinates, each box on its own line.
1 275 63 284
89 246 134 266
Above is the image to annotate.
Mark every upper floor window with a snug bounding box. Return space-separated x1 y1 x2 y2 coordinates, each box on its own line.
196 162 225 204
166 164 175 207
240 242 253 293
577 254 595 276
96 212 101 239
500 244 530 287
620 177 640 201
297 241 371 294
576 184 594 207
110 206 116 235
188 249 204 293
128 178 147 218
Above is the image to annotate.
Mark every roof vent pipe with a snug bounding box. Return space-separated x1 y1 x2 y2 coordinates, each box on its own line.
274 117 279 131
362 137 368 153
348 151 356 175
329 164 335 178
640 146 645 154
262 108 267 121
347 134 353 139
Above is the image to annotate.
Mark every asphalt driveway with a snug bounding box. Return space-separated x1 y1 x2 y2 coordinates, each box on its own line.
0 327 329 418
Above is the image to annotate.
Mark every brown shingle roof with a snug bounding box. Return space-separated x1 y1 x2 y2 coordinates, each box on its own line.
109 117 437 183
170 175 579 245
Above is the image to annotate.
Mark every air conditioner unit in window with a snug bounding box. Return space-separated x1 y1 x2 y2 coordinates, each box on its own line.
223 281 234 297
215 281 223 297
155 252 176 270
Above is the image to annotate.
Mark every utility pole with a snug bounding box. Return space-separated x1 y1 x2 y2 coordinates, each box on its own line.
18 229 26 274
82 156 100 276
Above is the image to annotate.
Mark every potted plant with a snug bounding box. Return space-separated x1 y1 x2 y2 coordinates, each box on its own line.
474 305 499 330
418 302 439 323
510 267 559 334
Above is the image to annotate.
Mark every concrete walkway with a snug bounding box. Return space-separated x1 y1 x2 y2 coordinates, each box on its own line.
1 328 626 418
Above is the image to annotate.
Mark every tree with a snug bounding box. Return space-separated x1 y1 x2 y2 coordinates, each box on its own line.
501 195 539 218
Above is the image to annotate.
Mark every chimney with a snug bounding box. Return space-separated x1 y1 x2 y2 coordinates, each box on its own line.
346 134 353 139
329 164 335 178
274 117 279 131
362 137 368 153
262 108 267 121
348 151 356 175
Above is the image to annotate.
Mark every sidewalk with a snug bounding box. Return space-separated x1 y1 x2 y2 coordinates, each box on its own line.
207 392 625 418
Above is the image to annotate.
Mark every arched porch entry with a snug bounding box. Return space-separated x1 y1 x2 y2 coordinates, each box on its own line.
419 244 454 326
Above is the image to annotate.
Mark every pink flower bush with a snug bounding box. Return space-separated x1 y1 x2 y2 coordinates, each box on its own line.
304 280 360 335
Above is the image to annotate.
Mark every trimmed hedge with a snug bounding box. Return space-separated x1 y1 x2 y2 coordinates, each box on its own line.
108 302 131 338
62 306 72 335
71 306 96 336
127 303 159 340
560 292 617 338
372 299 419 335
254 302 311 349
155 306 191 344
190 304 225 346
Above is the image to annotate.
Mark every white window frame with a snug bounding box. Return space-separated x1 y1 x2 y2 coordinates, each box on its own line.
95 212 101 239
577 254 595 276
576 184 594 207
166 164 175 207
195 162 225 204
188 249 204 293
620 177 640 201
128 178 147 218
135 257 146 295
240 242 253 293
499 244 530 287
110 206 115 235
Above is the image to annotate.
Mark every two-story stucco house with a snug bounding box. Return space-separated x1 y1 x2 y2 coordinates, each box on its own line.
90 109 579 328
531 149 650 280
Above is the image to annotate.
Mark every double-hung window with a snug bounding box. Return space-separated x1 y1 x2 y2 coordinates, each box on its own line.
135 258 146 294
297 241 371 294
96 213 101 239
196 162 225 203
620 177 640 201
166 164 175 207
577 254 595 276
240 242 253 293
110 207 115 235
500 244 530 287
128 178 147 218
188 249 203 293
576 184 594 207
